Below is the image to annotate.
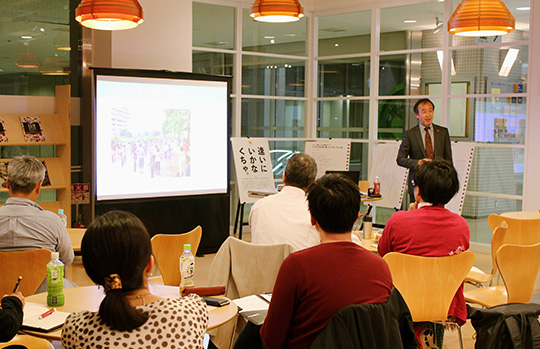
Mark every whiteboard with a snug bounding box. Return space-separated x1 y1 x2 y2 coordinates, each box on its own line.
305 139 351 178
368 141 475 215
368 142 409 210
231 138 275 204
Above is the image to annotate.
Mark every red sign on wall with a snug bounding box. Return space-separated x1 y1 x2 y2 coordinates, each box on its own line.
71 183 90 204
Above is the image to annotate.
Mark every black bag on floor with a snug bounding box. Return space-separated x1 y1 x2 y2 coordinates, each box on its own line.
468 303 540 349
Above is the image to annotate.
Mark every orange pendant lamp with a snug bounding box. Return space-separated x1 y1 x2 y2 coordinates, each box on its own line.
448 0 515 36
250 0 304 23
75 0 143 31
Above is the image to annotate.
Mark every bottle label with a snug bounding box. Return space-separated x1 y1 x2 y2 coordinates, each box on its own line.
51 269 59 281
180 254 195 288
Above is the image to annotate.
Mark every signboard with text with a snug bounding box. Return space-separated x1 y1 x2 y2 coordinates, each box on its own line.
231 137 275 204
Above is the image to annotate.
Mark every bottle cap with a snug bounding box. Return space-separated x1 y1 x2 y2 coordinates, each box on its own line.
51 252 60 259
184 244 191 251
363 215 372 222
58 209 64 214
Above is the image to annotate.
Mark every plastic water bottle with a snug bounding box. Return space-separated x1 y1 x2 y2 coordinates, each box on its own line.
373 176 381 195
179 244 195 293
47 252 64 306
58 209 68 227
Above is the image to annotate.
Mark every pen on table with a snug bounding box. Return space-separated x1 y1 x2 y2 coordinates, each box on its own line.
12 276 22 293
39 308 56 320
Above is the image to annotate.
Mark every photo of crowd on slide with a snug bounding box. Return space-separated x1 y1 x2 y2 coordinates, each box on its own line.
109 108 191 179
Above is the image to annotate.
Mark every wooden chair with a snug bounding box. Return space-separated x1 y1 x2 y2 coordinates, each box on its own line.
0 335 54 349
464 243 540 308
151 225 202 286
465 222 507 286
383 251 475 349
207 236 294 349
358 180 370 193
358 180 370 218
67 228 86 253
487 214 540 245
0 249 51 296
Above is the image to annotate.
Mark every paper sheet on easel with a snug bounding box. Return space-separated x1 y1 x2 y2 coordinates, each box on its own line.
305 139 351 178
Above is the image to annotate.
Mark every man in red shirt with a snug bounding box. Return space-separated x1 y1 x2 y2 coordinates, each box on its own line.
259 174 393 348
378 159 470 347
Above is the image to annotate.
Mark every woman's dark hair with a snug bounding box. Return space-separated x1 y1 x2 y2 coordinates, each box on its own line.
307 173 361 234
81 211 152 331
413 159 459 206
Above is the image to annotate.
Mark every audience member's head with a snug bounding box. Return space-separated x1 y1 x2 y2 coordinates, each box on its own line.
413 159 459 206
307 173 361 234
7 155 45 195
82 211 152 331
283 153 317 190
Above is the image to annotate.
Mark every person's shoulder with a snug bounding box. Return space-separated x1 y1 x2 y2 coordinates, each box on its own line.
406 124 420 132
433 124 449 132
64 310 96 327
162 294 207 312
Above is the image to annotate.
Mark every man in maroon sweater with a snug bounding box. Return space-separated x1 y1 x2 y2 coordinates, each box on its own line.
260 174 393 349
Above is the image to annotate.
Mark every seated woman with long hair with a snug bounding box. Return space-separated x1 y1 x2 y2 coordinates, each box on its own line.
62 211 208 348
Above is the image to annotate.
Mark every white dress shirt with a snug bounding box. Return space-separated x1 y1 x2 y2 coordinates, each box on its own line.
249 186 321 251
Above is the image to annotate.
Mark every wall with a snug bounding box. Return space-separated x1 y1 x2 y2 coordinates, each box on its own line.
111 0 193 72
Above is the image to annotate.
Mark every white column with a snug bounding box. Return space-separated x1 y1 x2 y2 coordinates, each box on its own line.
111 0 192 72
524 2 540 210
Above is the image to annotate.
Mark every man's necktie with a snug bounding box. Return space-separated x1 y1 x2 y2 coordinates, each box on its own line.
425 127 434 159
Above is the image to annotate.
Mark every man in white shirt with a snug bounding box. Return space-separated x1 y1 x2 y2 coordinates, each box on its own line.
249 153 320 251
0 155 74 266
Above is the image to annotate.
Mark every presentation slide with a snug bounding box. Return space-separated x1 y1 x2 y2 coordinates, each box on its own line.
95 73 229 201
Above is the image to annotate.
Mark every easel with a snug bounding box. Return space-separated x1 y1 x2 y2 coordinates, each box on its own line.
233 200 246 240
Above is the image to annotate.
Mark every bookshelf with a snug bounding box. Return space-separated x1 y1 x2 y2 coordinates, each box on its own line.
0 85 71 226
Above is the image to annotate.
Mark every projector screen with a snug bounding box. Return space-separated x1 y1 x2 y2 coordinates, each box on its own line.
94 69 230 201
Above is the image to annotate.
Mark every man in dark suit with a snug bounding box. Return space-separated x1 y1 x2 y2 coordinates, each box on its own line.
397 98 452 202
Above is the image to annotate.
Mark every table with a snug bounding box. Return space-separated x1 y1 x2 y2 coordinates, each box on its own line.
23 284 237 341
501 211 540 220
361 195 384 217
352 231 380 253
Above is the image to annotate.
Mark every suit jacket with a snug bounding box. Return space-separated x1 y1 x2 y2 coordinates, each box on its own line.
396 124 452 195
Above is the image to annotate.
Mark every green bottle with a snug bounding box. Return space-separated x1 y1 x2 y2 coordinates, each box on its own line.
47 252 64 306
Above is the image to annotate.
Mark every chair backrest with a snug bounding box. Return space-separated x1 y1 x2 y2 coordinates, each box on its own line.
0 249 51 296
488 214 540 246
67 228 86 253
151 225 202 286
383 251 475 322
207 236 294 299
0 334 54 349
496 243 540 303
358 180 370 193
488 222 508 278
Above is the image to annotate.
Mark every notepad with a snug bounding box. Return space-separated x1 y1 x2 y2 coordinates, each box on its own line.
22 303 70 332
233 294 272 325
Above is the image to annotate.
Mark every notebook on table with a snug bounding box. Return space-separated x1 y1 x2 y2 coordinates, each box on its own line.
22 303 71 332
233 294 272 326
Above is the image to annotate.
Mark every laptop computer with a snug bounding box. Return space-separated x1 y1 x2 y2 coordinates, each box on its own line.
324 170 360 184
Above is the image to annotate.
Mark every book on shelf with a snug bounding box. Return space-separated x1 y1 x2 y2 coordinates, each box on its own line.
0 117 8 142
20 116 46 142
